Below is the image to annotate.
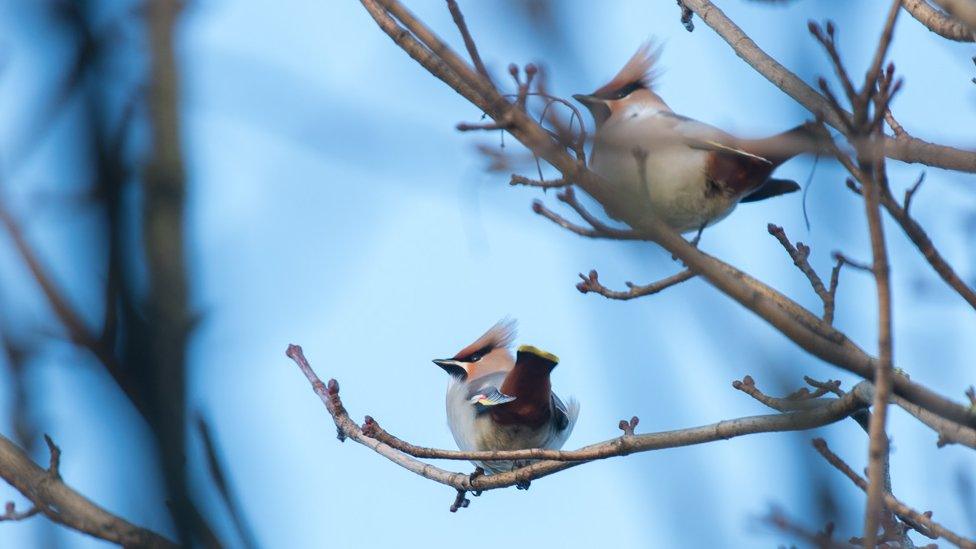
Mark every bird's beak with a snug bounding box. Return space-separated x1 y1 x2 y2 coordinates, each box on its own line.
572 94 610 127
432 358 467 378
572 93 600 106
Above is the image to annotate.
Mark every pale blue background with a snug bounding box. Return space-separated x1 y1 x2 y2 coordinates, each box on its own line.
0 1 974 547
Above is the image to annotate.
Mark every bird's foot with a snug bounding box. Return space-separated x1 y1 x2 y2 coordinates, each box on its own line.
516 480 531 490
672 224 705 261
469 467 485 497
690 224 705 248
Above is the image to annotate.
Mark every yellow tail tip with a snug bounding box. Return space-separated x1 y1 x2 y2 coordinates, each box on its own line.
517 345 559 364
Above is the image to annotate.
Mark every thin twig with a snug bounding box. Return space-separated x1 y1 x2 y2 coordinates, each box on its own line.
532 200 646 240
832 252 872 273
767 224 840 324
813 438 975 548
445 0 492 85
576 269 695 300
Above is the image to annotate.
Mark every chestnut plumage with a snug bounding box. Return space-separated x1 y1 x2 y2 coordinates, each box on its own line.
433 320 578 475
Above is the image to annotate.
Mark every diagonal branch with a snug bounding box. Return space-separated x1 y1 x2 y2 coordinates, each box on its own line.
445 0 492 85
0 433 176 548
813 438 976 548
679 0 976 173
902 0 976 41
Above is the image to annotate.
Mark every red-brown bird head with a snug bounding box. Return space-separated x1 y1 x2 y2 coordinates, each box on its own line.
432 318 516 380
574 41 669 128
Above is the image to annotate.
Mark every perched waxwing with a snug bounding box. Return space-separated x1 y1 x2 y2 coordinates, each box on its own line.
574 42 818 237
432 319 578 487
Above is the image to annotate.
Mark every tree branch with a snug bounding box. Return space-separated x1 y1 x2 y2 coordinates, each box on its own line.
767 224 842 324
0 433 176 548
813 438 976 548
575 269 695 301
286 345 867 506
680 0 976 173
359 0 976 432
902 0 976 41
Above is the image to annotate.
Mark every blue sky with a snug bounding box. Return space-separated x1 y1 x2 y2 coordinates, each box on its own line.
0 1 974 547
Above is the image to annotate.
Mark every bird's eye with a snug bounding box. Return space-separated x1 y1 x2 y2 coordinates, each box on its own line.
468 352 484 362
609 81 643 100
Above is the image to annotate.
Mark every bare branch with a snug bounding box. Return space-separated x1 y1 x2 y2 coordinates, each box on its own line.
0 434 176 547
832 252 873 273
902 0 976 41
767 224 841 324
679 0 976 172
285 345 868 503
445 0 492 85
576 269 695 300
532 200 646 241
879 178 976 310
813 438 975 548
765 509 850 549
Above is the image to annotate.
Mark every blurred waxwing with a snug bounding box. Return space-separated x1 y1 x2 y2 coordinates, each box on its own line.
573 42 818 238
432 319 578 487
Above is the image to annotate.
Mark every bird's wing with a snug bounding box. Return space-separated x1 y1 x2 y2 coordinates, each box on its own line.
547 393 580 450
466 372 515 411
682 136 776 197
468 386 516 406
551 393 573 431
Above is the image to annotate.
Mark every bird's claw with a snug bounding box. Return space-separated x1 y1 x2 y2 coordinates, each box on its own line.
469 467 485 497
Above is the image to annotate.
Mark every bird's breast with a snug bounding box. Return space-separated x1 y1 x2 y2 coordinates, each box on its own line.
591 139 737 233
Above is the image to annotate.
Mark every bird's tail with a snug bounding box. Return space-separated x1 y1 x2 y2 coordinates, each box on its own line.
738 121 823 168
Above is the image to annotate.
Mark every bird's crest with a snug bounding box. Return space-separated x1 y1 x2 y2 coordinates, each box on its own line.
593 41 662 99
453 318 517 360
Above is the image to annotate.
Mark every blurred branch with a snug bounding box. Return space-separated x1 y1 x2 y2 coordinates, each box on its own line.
0 433 176 548
679 0 976 173
764 509 849 549
902 0 976 41
813 438 976 548
286 345 869 510
143 0 198 545
445 0 492 85
358 0 976 431
196 418 259 549
0 205 122 378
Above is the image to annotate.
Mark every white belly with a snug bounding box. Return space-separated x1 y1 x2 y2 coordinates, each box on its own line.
591 142 736 233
